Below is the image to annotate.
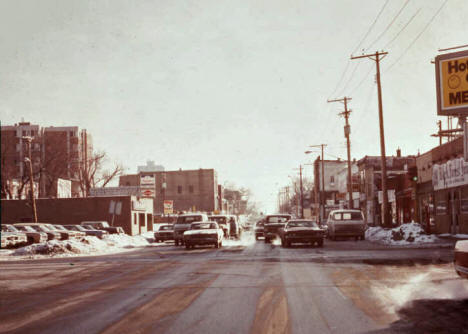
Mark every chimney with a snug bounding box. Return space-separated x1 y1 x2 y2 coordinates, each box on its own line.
396 147 401 157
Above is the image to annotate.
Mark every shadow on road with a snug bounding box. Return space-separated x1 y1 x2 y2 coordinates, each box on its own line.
368 298 468 334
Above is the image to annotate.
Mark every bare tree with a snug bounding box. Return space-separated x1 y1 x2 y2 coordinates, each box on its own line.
78 150 124 197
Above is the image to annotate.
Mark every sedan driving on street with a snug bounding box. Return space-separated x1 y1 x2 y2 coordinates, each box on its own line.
326 209 367 241
183 222 224 249
254 219 265 240
264 214 292 243
154 224 174 243
280 219 325 247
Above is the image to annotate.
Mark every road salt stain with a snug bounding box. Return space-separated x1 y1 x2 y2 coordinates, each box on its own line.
0 262 174 332
100 278 217 334
251 287 291 334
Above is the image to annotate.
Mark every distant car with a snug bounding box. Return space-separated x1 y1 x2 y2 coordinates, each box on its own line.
173 214 208 246
280 220 325 248
46 224 85 240
154 224 174 243
326 210 367 241
1 228 27 248
8 225 48 244
80 221 124 234
264 214 292 243
254 219 265 240
14 223 61 241
183 221 224 249
63 225 109 239
208 215 231 238
454 240 468 279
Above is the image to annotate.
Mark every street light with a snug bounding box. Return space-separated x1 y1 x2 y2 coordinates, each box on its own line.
22 136 38 223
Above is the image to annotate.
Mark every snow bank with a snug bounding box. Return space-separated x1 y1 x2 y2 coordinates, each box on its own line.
11 234 153 258
366 222 440 245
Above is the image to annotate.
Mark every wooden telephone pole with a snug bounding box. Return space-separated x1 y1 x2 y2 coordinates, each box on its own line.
327 96 353 209
351 51 390 227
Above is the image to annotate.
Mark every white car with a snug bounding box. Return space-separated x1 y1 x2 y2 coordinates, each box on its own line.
183 221 224 249
326 209 367 241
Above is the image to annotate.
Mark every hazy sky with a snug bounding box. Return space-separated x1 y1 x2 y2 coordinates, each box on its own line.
1 0 466 212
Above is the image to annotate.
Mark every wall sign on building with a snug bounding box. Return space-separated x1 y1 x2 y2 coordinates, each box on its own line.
432 157 468 190
140 174 155 187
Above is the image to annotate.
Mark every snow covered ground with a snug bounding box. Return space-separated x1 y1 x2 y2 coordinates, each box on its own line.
0 233 155 260
366 222 441 246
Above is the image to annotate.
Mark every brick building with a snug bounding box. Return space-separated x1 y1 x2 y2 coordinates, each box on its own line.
1 122 92 199
119 168 219 214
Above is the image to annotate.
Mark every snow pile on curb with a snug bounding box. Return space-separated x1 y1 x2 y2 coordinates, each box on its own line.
12 234 152 257
366 222 440 245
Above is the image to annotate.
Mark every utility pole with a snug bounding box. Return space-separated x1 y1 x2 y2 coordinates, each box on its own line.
23 137 38 223
308 144 327 224
299 165 304 218
293 165 305 218
327 96 353 209
351 51 390 227
438 120 442 145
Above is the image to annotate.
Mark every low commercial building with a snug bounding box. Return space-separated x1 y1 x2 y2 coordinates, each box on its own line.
1 196 153 235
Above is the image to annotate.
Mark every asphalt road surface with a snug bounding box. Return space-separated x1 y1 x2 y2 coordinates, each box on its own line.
1 235 466 334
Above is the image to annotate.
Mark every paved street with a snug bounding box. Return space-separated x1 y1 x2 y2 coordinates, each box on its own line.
1 236 466 334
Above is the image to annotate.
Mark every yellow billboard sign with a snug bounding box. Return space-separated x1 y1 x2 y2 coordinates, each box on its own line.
436 50 468 116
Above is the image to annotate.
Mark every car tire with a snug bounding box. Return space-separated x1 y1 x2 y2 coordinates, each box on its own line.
318 240 324 247
175 240 179 246
361 234 366 240
185 243 191 249
281 238 285 247
265 237 270 244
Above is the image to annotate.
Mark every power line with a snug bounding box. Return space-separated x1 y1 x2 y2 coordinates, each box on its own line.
349 62 374 95
337 61 362 97
366 0 411 51
352 0 390 55
328 61 351 99
383 7 421 49
386 0 448 71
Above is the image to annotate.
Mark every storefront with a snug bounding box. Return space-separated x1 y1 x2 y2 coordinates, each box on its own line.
433 157 468 234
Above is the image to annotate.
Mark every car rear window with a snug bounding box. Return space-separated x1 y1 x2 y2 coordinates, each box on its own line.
176 216 203 224
266 216 290 223
333 212 363 221
287 221 317 228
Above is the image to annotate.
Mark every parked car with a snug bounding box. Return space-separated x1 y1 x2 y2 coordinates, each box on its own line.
279 220 325 248
208 215 231 238
50 225 86 239
8 225 48 244
454 240 468 279
80 221 124 234
63 225 109 239
264 214 292 243
1 227 27 248
254 219 265 240
154 224 174 243
183 221 224 249
326 210 367 241
228 215 242 239
14 223 61 241
173 214 208 246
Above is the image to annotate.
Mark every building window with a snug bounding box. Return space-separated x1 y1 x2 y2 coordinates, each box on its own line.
22 130 27 136
139 213 146 227
330 176 335 183
189 185 194 193
133 213 137 225
178 186 182 194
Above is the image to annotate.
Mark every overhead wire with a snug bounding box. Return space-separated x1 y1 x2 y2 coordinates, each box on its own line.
383 7 421 50
386 0 449 71
366 0 411 51
352 0 390 55
329 0 390 99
